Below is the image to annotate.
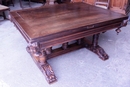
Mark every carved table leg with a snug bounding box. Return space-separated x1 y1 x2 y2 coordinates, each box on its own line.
87 34 109 60
41 63 57 84
77 39 82 45
62 42 68 50
26 43 57 84
39 52 57 84
19 0 31 9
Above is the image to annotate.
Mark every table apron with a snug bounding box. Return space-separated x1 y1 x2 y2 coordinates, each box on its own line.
39 22 121 49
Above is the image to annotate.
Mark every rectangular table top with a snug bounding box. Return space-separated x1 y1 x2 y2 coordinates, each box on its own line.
10 2 128 42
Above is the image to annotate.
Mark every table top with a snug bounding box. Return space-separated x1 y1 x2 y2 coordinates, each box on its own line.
10 2 128 42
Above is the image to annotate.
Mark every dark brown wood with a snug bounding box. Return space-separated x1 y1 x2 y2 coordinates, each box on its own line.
62 42 68 49
87 34 109 60
26 42 57 83
10 2 128 84
77 39 82 45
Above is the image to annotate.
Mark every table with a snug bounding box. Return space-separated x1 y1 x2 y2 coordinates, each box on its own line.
10 2 128 84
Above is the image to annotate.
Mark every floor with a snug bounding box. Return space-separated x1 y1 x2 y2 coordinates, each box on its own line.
0 1 130 87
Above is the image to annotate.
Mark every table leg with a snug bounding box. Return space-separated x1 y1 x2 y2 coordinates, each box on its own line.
62 42 68 50
87 33 109 60
77 39 82 45
26 43 57 84
39 51 57 84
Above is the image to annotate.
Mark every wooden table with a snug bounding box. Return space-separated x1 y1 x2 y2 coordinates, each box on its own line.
10 2 128 84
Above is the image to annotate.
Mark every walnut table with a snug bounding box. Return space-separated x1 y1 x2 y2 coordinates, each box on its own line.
10 2 128 84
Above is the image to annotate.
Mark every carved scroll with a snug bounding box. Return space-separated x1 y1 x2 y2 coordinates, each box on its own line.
115 20 128 34
26 42 57 84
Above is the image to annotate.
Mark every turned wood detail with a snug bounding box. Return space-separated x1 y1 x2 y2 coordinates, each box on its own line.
77 39 82 45
26 42 57 84
62 42 68 50
29 42 42 57
41 62 57 84
115 20 128 34
45 47 52 55
92 34 99 49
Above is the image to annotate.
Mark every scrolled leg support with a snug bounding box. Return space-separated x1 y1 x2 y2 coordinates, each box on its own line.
87 34 109 60
26 43 57 84
41 62 57 84
38 51 57 84
88 45 109 60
